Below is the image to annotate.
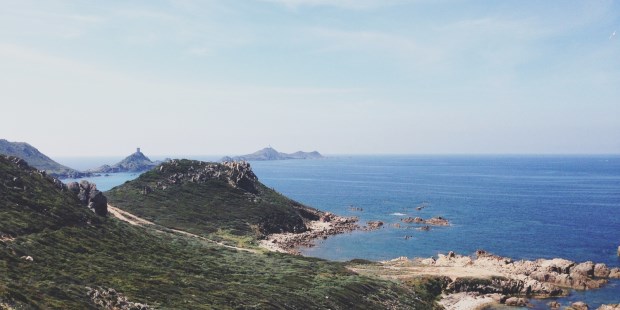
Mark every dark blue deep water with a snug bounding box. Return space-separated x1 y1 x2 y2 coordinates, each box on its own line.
64 155 620 307
249 155 620 308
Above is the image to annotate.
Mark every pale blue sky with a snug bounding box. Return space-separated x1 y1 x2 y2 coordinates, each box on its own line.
1 0 619 156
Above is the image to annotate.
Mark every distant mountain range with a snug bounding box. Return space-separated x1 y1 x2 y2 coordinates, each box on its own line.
221 147 324 161
89 148 159 173
0 139 89 178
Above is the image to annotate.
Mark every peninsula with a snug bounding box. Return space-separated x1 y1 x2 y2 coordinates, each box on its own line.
1 155 429 309
89 148 158 173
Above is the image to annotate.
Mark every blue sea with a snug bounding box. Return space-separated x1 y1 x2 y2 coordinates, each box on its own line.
59 155 620 308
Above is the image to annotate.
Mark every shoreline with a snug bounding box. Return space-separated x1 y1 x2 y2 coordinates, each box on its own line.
259 212 360 255
257 213 620 308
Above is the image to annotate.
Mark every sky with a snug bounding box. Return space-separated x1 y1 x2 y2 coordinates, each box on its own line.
1 0 619 156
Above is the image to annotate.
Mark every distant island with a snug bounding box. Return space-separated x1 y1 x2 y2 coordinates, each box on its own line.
221 146 324 161
0 139 89 178
89 148 159 173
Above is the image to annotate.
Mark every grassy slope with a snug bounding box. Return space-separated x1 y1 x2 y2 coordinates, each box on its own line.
106 160 316 243
0 156 436 309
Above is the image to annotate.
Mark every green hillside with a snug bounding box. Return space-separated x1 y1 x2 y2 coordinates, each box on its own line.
106 159 321 244
0 155 438 309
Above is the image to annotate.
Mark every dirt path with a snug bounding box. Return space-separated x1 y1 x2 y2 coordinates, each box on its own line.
107 204 259 254
108 205 155 226
350 265 504 281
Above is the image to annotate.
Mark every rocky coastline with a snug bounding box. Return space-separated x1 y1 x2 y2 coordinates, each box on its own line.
350 250 620 310
259 212 359 254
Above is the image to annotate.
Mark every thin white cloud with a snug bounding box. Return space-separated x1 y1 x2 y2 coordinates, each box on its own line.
261 0 406 9
310 27 442 66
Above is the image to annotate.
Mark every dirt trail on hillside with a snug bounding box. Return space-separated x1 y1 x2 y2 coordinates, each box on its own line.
107 204 259 254
108 206 155 226
349 264 504 281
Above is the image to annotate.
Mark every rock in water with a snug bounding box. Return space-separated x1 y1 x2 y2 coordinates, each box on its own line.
594 263 610 278
504 297 528 307
570 301 589 310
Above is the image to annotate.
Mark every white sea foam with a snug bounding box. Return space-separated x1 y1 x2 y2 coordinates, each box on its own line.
390 212 406 216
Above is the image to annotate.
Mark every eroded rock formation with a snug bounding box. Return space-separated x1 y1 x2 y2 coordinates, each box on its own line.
67 180 108 216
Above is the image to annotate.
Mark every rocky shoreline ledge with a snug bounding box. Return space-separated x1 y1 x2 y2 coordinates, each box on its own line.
350 250 620 310
259 212 359 254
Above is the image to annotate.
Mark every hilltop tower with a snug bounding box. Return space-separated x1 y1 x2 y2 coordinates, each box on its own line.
137 147 141 153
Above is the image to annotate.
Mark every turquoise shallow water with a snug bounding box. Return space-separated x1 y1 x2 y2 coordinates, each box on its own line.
62 155 620 308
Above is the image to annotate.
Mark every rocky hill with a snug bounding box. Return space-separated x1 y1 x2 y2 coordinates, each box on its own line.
90 148 158 173
222 146 324 161
1 155 431 309
0 139 88 178
106 159 324 239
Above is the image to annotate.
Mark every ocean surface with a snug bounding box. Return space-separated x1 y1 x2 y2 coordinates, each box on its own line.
60 155 620 308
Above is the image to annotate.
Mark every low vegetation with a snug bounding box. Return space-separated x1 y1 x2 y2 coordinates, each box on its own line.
106 159 318 244
1 156 441 309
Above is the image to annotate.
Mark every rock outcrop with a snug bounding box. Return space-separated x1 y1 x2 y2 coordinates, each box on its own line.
364 221 384 231
598 304 620 310
569 301 590 310
504 297 528 307
155 160 260 194
381 250 619 299
87 287 150 310
67 180 108 216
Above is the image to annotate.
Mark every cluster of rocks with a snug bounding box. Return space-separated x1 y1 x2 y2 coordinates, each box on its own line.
2 156 108 218
154 160 259 194
2 156 65 192
67 180 108 216
415 250 619 297
86 287 149 310
262 213 359 255
401 216 450 226
381 251 620 310
546 301 620 310
347 205 364 212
